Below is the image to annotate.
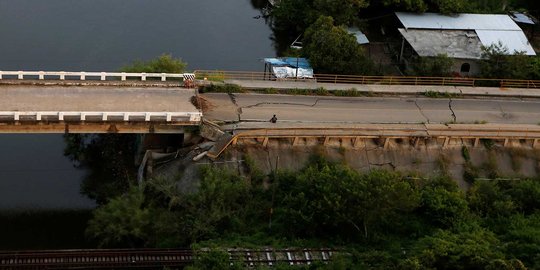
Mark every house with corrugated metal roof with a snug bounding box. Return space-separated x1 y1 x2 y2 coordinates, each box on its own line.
396 12 536 76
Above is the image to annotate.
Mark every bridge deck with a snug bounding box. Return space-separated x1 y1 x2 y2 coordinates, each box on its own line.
0 85 197 113
0 86 201 132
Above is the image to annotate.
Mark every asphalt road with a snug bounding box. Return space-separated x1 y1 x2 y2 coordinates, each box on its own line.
202 93 540 125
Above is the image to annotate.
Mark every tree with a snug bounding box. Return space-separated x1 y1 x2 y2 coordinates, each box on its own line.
313 0 368 25
302 16 374 75
179 166 254 242
501 213 540 269
86 187 152 247
410 54 454 77
382 0 428 13
121 54 187 73
505 179 540 214
479 42 532 80
420 186 469 228
381 0 468 13
467 181 516 218
274 156 419 239
411 228 514 269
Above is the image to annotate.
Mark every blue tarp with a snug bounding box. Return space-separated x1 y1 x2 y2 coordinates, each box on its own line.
264 57 312 69
264 58 289 66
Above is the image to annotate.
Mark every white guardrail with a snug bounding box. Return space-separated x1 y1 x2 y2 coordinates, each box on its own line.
0 111 202 122
0 71 195 82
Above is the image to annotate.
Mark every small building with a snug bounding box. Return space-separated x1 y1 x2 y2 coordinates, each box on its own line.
396 12 536 76
263 57 314 80
347 27 370 45
509 12 537 40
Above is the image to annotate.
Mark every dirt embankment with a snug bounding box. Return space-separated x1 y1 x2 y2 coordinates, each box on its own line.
216 141 540 189
149 136 540 191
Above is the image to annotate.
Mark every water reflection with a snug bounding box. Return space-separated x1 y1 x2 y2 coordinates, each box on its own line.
63 134 138 205
0 135 95 209
0 0 275 71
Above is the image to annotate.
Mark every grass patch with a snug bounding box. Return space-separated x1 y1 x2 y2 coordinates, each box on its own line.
461 146 471 162
195 71 225 82
436 153 451 176
199 84 246 93
423 90 462 98
258 87 377 97
482 150 500 179
262 88 279 94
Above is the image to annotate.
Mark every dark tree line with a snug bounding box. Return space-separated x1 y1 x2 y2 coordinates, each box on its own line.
87 156 540 269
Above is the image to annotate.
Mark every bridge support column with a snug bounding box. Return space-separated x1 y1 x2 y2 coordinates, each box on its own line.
59 72 65 80
504 138 509 147
80 72 86 81
123 113 130 121
141 73 147 81
13 112 19 121
353 137 362 148
100 72 106 81
323 137 330 146
58 112 64 121
166 113 172 122
474 138 480 148
383 137 390 149
145 113 151 121
121 72 126 81
414 137 421 148
0 71 3 79
18 71 23 80
102 113 108 121
80 113 86 121
292 137 299 146
443 137 450 148
232 137 238 145
262 137 269 147
39 71 44 80
36 113 42 121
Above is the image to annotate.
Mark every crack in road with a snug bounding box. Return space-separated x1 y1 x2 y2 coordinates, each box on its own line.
448 98 457 122
414 99 430 124
240 98 326 109
227 93 242 121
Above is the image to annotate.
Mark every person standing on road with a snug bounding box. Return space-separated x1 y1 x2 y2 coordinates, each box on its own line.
270 115 277 123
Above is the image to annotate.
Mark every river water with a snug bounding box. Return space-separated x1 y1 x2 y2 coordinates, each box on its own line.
0 0 274 209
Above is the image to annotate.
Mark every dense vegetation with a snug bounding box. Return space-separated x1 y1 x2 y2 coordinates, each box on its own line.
87 155 540 269
269 0 539 78
121 54 187 73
